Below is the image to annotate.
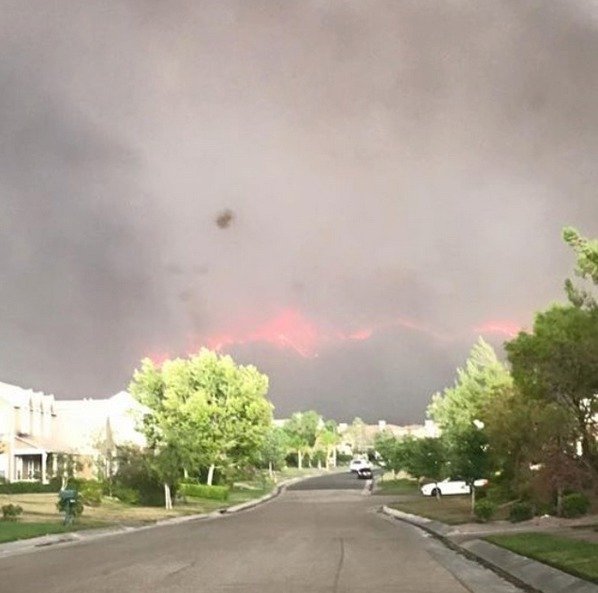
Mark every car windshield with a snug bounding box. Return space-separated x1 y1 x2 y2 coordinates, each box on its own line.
2 4 597 593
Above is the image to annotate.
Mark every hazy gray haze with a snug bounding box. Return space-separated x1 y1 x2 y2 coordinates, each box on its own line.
1 1 597 422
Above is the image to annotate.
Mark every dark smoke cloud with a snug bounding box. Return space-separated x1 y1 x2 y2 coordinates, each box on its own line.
1 1 597 421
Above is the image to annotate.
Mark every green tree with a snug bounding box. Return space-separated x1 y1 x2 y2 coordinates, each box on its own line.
428 338 513 438
315 420 340 469
446 426 492 514
130 349 273 506
401 437 447 486
374 431 402 476
283 411 321 469
257 427 289 479
505 304 598 471
563 226 598 284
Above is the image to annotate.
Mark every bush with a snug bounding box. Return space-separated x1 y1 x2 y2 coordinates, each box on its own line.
474 499 497 522
112 446 168 507
179 482 229 501
562 493 590 518
113 485 140 505
0 481 57 494
1 504 23 521
509 501 534 523
80 481 103 507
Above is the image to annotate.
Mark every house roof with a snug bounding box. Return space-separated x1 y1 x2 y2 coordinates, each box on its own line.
0 381 55 413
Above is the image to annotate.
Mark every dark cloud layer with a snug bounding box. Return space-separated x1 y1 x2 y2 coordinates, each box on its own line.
1 1 597 421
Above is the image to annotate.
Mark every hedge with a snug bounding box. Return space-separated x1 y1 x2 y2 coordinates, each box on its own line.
179 482 229 501
0 481 58 494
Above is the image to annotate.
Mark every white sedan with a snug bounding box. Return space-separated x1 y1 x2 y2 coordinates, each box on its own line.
420 477 488 497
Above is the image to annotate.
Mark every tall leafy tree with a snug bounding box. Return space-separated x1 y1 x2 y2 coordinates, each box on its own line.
401 437 447 485
315 420 340 469
505 304 598 471
257 427 289 478
374 431 403 476
446 426 491 513
130 349 273 505
428 338 513 436
283 411 322 469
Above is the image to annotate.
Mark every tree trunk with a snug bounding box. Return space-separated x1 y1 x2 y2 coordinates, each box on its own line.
183 468 189 479
268 461 274 480
164 483 172 510
297 451 303 470
317 458 322 470
332 448 337 468
556 485 564 517
470 483 476 516
207 464 215 486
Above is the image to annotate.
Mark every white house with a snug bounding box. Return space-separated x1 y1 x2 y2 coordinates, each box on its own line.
0 382 146 483
0 382 62 483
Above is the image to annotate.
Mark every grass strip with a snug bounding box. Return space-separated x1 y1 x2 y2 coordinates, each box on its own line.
486 532 598 584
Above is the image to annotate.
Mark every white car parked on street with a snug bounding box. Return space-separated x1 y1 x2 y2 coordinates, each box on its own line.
420 477 488 497
349 458 371 473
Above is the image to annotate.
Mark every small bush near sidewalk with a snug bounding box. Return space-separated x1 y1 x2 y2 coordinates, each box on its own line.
562 493 590 518
80 481 103 507
508 501 534 523
486 532 598 584
474 499 497 522
1 504 23 521
179 483 229 501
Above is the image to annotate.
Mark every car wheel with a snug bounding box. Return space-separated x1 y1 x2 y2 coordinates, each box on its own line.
431 487 441 497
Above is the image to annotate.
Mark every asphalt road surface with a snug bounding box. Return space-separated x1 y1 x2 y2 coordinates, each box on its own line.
0 472 522 593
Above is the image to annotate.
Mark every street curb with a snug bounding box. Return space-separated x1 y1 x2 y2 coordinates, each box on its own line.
0 473 319 560
381 506 598 593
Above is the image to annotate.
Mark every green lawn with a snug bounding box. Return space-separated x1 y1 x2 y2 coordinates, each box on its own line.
486 533 598 584
0 522 92 544
389 495 475 524
0 468 323 544
374 479 419 496
389 494 511 525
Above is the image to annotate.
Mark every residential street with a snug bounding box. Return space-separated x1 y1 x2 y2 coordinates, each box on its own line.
0 473 522 593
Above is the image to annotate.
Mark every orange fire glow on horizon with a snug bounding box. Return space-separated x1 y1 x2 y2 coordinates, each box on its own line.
146 308 522 363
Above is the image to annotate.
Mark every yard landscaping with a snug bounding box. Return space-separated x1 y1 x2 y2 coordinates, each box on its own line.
388 494 510 525
486 532 598 584
0 467 323 544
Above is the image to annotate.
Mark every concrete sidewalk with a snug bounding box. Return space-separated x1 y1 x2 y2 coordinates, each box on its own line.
382 506 598 593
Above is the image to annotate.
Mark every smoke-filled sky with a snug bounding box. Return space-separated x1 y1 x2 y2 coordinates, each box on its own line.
1 1 597 422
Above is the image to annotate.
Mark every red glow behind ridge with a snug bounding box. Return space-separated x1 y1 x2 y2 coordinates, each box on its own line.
175 308 523 359
472 321 521 338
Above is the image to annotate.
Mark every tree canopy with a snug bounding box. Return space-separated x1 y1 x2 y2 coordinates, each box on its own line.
129 349 273 501
428 338 512 435
505 304 598 470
